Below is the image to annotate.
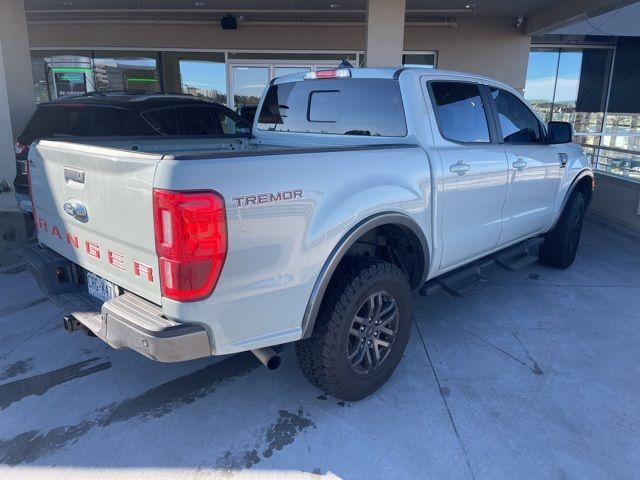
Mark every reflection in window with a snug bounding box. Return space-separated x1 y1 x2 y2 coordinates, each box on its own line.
93 52 159 93
402 53 436 68
162 52 227 104
491 88 543 143
431 82 490 143
524 48 611 135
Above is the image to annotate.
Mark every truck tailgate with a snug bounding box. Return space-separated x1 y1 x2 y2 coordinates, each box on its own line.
29 140 163 304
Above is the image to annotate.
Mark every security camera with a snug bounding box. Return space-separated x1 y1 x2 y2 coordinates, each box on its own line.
514 16 524 29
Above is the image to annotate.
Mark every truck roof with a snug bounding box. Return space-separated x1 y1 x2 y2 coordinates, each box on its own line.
272 67 512 91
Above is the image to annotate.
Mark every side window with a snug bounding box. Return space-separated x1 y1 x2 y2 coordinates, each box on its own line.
178 106 219 135
141 108 178 135
490 88 543 144
430 81 491 143
213 108 251 135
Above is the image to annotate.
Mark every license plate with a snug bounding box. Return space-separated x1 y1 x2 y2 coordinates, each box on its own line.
87 272 117 302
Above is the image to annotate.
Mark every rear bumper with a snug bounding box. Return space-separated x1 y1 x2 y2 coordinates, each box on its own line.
23 245 212 362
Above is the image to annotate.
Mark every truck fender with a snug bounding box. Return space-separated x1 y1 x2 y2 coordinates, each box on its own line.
549 168 594 231
300 212 429 339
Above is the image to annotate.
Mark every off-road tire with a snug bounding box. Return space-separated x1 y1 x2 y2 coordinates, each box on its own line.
296 256 412 401
539 190 587 269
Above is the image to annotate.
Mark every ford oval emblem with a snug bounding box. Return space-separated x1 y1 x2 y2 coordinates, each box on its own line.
63 200 88 220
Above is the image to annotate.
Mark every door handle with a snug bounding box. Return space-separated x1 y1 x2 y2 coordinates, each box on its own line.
558 152 568 167
450 160 470 176
512 158 527 171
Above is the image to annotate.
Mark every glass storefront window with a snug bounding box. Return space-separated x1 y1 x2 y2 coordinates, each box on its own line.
30 50 93 102
162 51 227 104
232 66 270 108
524 50 559 122
525 47 612 137
274 66 311 79
402 53 436 68
93 51 159 93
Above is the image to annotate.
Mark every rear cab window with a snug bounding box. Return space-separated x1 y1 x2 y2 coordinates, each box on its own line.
257 78 407 137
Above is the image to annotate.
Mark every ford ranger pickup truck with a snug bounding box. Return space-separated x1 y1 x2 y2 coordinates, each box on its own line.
23 68 594 401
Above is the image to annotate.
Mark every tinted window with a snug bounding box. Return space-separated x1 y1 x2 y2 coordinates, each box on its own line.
213 108 251 135
430 82 490 143
490 88 543 143
257 79 406 137
141 108 178 135
178 106 219 135
22 105 127 142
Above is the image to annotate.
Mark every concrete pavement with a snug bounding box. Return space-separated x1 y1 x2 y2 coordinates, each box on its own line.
0 212 638 479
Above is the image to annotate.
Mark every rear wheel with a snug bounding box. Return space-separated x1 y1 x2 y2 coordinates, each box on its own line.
296 256 412 401
539 190 586 269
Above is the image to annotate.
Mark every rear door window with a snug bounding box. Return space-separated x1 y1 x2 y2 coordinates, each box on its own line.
141 108 178 135
212 108 251 135
430 81 491 143
257 78 407 137
178 106 220 135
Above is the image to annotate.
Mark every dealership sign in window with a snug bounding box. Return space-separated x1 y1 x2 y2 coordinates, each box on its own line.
54 71 87 97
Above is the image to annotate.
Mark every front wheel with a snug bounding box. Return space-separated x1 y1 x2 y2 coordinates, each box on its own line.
539 190 586 269
296 256 412 401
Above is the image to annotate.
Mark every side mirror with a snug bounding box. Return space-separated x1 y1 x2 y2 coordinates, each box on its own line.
547 121 573 144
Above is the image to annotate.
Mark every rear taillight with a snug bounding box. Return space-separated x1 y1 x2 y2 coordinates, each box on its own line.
153 189 227 302
15 141 28 157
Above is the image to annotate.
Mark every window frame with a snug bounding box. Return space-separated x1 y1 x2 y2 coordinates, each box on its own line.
485 85 549 145
426 80 499 145
210 106 252 136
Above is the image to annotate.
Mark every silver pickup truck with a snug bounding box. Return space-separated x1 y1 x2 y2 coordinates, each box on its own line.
24 67 594 401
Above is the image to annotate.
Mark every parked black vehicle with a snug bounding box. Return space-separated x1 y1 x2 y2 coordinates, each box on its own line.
236 105 258 125
14 92 251 212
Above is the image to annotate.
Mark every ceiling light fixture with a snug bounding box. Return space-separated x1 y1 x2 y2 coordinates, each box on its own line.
329 3 341 8
61 1 73 5
193 1 206 6
464 3 476 10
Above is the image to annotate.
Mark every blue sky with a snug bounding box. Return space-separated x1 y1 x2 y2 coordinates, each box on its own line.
179 60 227 93
524 50 583 103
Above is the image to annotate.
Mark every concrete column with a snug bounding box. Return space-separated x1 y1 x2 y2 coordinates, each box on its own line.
365 0 406 67
0 0 35 210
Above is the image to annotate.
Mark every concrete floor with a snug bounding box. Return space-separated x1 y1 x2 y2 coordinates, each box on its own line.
0 212 639 480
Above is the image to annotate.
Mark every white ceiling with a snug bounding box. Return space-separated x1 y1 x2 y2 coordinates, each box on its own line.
551 1 640 36
24 0 560 19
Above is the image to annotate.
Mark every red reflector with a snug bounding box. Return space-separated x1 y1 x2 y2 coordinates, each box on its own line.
26 153 36 220
153 189 227 302
15 141 28 156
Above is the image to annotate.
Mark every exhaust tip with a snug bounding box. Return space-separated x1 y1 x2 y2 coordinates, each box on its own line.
251 347 281 371
266 354 281 370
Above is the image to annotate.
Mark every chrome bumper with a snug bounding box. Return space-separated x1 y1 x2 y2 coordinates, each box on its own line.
23 245 212 362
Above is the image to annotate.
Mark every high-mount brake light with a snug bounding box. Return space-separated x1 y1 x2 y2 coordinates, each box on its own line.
303 69 351 80
153 189 227 302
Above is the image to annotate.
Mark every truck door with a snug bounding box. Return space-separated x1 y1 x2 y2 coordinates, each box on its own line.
486 86 562 245
426 80 509 270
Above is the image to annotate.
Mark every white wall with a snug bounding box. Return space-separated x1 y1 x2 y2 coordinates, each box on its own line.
591 173 640 233
27 16 532 89
0 0 35 210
